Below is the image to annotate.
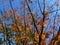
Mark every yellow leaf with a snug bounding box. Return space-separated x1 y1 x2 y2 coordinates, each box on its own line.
35 32 39 42
42 33 45 40
18 26 23 31
14 35 20 42
43 22 47 27
26 36 30 40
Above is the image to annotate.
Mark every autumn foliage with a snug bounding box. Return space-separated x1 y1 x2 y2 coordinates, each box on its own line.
0 0 60 45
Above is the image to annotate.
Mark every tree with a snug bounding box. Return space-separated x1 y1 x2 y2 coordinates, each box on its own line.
0 0 60 45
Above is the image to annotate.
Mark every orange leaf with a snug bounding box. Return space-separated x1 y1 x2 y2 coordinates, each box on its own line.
43 22 47 27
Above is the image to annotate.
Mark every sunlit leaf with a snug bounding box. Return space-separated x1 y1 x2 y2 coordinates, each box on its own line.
43 22 47 27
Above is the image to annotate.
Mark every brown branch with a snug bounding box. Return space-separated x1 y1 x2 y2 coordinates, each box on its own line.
25 0 39 34
37 0 43 14
9 0 20 32
49 9 60 14
49 4 59 45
